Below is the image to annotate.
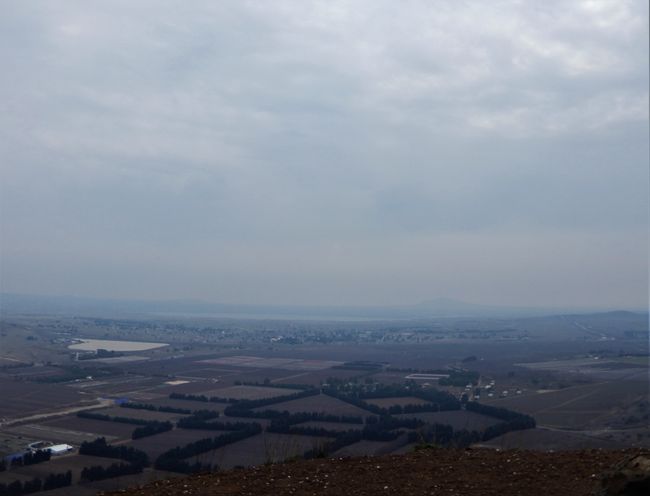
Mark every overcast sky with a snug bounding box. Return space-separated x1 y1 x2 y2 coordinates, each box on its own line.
1 0 648 309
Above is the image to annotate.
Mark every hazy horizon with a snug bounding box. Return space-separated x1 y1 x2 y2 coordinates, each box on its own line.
1 1 648 309
1 291 646 317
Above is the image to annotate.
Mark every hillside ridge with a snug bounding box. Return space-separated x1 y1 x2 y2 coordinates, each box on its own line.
103 448 649 496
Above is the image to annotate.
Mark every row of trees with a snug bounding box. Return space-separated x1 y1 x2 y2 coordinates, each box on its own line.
79 438 149 468
481 418 535 441
177 418 252 431
222 389 320 410
221 408 364 424
80 462 142 482
465 402 536 440
465 401 536 424
0 478 42 496
78 411 160 426
322 386 460 415
120 402 193 414
131 421 173 440
221 407 284 419
170 388 319 410
154 424 262 474
183 410 221 421
169 392 226 403
269 415 422 456
175 409 223 429
77 411 174 440
269 423 402 442
235 380 313 390
8 450 50 467
402 407 536 449
407 423 481 447
357 383 461 406
284 411 364 424
0 471 71 496
333 361 384 371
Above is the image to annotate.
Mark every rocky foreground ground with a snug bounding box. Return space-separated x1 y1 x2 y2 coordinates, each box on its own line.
104 448 650 496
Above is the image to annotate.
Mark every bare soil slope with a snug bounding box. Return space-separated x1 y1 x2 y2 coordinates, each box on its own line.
105 448 648 496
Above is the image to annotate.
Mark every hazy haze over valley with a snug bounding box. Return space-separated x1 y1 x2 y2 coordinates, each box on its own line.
1 0 648 310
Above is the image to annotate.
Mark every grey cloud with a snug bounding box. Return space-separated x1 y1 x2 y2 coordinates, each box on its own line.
0 0 647 308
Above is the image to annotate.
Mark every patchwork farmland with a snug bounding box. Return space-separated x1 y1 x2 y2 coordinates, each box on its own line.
0 311 647 495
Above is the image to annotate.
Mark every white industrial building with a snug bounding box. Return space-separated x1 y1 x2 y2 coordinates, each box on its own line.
45 444 73 455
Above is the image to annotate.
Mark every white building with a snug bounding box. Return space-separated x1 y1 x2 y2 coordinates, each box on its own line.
46 444 73 455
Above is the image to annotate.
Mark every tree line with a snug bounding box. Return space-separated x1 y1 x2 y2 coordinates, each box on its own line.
322 385 460 415
77 411 173 440
170 388 319 410
221 408 364 424
235 380 314 390
271 415 422 457
465 401 535 424
0 471 71 496
154 424 262 474
131 421 173 439
177 419 256 431
8 450 50 468
120 402 193 414
78 410 161 426
465 401 536 439
80 462 142 482
169 392 223 403
223 388 320 412
407 423 481 447
78 437 149 467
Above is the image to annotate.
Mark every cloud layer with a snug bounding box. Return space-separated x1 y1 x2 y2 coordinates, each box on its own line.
1 0 648 308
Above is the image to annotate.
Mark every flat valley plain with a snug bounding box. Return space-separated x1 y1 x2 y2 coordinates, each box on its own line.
0 310 648 495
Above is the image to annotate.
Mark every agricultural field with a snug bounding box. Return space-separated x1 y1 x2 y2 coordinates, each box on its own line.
368 371 426 385
252 394 371 417
40 469 182 496
198 385 302 401
198 356 343 371
482 379 649 429
93 407 181 422
154 367 236 379
0 472 35 486
188 432 331 470
271 367 365 386
150 380 227 396
2 465 180 496
221 417 272 428
396 411 501 431
69 339 168 352
0 431 38 458
68 376 169 396
42 416 137 441
296 421 363 432
145 397 230 412
477 428 630 451
0 378 87 419
515 356 650 381
127 428 235 460
333 439 403 457
3 423 102 446
0 310 647 495
365 397 432 408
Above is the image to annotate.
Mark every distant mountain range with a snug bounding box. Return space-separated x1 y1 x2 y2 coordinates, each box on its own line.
1 292 644 320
